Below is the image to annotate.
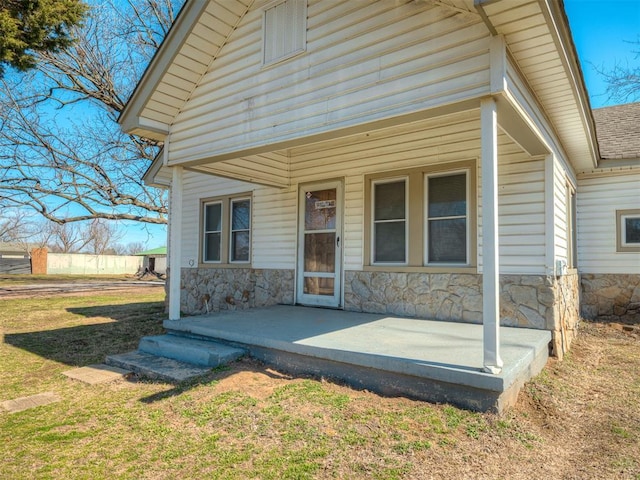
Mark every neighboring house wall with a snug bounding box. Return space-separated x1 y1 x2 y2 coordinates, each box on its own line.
0 254 30 274
578 169 640 321
47 253 143 275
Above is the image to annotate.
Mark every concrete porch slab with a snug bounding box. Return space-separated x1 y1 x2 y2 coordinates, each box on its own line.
164 305 552 412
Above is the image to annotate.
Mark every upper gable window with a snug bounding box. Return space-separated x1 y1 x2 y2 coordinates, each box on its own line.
262 0 307 66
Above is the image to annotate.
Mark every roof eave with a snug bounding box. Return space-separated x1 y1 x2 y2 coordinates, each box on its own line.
118 1 210 137
542 0 601 168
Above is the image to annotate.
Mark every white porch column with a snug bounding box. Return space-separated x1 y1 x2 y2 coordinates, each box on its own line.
168 165 183 321
481 97 503 374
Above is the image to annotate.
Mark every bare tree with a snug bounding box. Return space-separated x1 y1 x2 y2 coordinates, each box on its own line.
0 210 51 253
592 38 640 104
0 0 181 225
84 219 123 255
0 210 28 242
124 241 146 255
45 222 91 253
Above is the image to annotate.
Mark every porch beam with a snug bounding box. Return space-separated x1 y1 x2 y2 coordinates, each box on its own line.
168 166 184 321
481 97 503 374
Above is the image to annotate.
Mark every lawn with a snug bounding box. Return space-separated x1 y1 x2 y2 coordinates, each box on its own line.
1 281 639 479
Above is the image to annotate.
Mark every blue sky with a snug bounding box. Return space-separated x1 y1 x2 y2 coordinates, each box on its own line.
564 0 640 108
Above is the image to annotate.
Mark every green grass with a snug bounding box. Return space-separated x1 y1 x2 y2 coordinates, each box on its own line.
1 287 639 479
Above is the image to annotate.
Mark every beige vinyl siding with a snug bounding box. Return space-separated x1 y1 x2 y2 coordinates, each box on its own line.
173 111 546 274
252 186 297 269
497 151 546 273
179 171 255 267
578 170 640 274
553 158 570 265
168 0 490 164
344 175 364 271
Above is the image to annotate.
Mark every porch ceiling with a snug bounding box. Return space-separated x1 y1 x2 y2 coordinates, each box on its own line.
157 104 544 189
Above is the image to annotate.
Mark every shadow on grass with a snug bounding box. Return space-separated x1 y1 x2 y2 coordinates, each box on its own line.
4 302 166 367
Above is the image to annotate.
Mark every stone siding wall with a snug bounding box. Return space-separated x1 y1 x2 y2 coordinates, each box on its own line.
344 271 580 357
553 272 581 358
178 267 294 315
581 274 640 323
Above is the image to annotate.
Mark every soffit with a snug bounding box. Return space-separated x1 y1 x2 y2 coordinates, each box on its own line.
120 0 253 140
481 0 599 170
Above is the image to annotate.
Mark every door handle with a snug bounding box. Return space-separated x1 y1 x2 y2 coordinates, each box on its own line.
336 236 340 248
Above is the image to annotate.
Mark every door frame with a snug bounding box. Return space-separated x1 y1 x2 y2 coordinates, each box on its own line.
296 179 344 308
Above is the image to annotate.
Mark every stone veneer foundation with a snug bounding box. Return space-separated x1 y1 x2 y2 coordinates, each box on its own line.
580 274 640 323
344 271 580 358
176 267 294 315
171 268 580 359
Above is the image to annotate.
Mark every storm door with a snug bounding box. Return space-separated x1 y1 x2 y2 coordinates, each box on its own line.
297 180 343 307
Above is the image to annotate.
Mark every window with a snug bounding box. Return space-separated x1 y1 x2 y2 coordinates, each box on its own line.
203 202 222 262
262 0 307 66
426 173 468 264
372 179 407 264
617 209 640 252
230 198 251 262
201 194 252 265
364 161 476 271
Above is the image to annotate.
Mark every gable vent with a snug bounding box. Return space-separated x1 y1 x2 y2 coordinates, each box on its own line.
263 0 307 66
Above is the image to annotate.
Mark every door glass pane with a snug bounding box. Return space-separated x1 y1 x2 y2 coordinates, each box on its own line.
304 277 335 296
204 232 221 262
374 221 406 263
304 233 335 273
429 218 466 263
428 174 466 217
374 180 405 221
205 203 222 231
305 189 336 230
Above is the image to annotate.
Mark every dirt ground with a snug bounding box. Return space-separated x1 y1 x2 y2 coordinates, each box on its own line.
0 274 164 299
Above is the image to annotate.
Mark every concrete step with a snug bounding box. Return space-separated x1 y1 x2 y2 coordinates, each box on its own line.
138 334 245 367
105 350 213 383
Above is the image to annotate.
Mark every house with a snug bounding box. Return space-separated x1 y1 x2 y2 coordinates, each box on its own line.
119 0 639 380
136 246 168 275
0 242 31 274
578 102 640 322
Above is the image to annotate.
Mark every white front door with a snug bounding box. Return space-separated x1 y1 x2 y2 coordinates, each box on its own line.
296 180 343 307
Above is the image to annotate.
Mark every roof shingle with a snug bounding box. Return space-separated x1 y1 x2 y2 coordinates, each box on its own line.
592 102 640 160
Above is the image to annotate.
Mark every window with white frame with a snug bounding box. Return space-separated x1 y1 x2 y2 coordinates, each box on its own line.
201 195 252 264
425 172 468 264
203 201 222 263
617 209 640 252
365 161 476 270
372 179 407 264
262 0 307 66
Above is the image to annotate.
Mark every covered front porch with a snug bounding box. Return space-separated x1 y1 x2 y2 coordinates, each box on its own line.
160 305 550 412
